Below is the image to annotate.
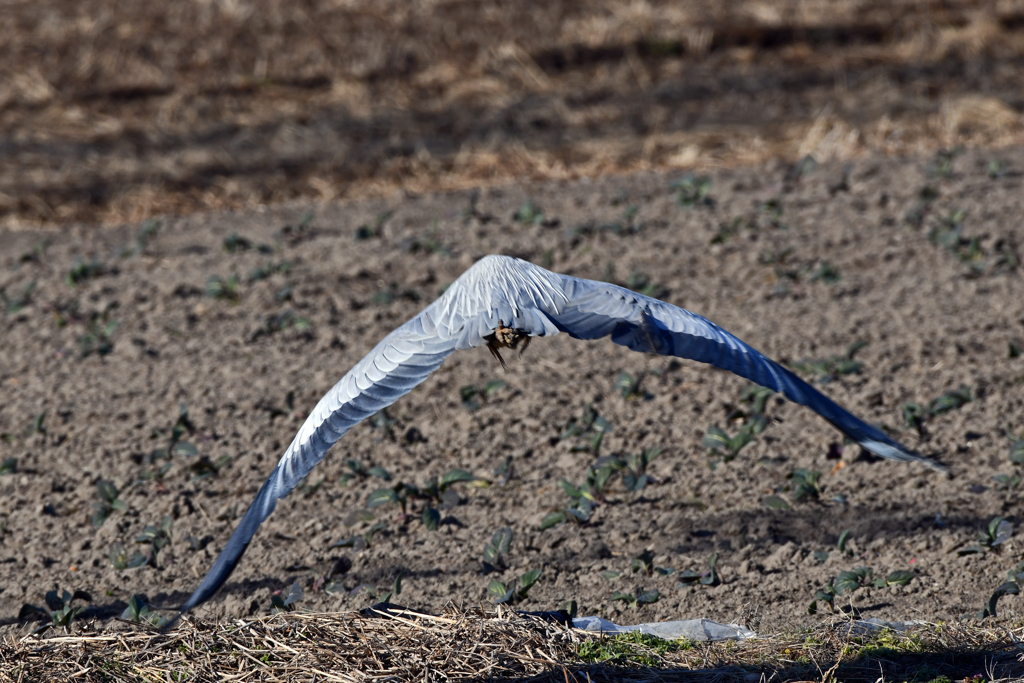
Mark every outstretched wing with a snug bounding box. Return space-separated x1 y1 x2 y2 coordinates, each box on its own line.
542 273 946 473
175 309 461 620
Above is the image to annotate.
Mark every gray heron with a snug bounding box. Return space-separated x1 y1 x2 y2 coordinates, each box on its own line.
173 254 944 623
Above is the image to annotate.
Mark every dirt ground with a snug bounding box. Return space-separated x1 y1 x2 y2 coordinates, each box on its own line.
4 0 1024 229
1 144 1023 636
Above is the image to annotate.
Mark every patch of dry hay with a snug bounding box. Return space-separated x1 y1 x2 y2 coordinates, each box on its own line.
2 605 1024 682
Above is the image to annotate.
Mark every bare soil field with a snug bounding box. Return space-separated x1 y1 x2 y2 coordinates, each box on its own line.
4 0 1024 229
1 145 1023 642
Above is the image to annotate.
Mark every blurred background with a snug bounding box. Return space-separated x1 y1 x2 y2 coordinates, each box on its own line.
2 0 1023 230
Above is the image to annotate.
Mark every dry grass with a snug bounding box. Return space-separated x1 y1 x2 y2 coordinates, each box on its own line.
3 0 1024 229
2 605 1023 682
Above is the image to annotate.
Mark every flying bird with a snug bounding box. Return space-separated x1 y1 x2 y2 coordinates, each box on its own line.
174 254 945 622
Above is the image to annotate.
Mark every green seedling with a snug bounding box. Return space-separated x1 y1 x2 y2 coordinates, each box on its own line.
110 540 148 569
993 473 1021 490
494 456 514 486
673 174 712 208
809 567 915 614
92 480 127 527
19 589 92 635
903 387 972 435
601 570 622 580
121 594 168 628
514 201 544 225
135 515 173 568
808 261 841 284
134 219 161 255
980 562 1024 618
224 232 273 253
1011 343 1022 359
247 261 291 283
372 282 423 305
351 572 403 604
331 520 386 552
615 372 650 400
206 274 241 302
488 569 541 605
460 379 507 412
366 468 485 530
250 310 312 341
837 529 852 554
987 159 1006 179
368 409 398 440
297 476 324 497
66 259 104 286
786 468 822 503
482 527 514 573
144 403 198 477
25 411 46 437
575 630 694 667
19 239 49 264
677 553 720 586
189 454 232 481
279 211 315 240
622 447 661 493
624 272 665 298
559 404 612 457
338 459 391 487
904 185 939 228
793 340 867 384
926 147 961 178
0 458 16 475
270 581 304 614
631 549 655 576
1008 429 1024 465
702 414 768 462
763 495 790 510
710 217 744 245
355 210 393 240
611 588 660 609
1 280 36 314
958 516 1013 556
78 312 118 357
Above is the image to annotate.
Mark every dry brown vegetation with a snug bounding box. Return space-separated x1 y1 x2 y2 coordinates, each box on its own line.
3 0 1024 228
3 606 1024 682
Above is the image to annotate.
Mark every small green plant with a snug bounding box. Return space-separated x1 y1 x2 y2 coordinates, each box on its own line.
66 259 104 286
366 468 485 530
79 312 118 357
338 459 391 487
142 403 199 479
92 480 127 527
702 415 768 462
206 274 241 301
559 404 612 457
903 387 972 435
615 372 650 400
786 468 822 503
354 210 393 240
482 527 514 573
624 272 665 298
514 201 544 225
610 588 660 609
249 310 312 341
1 280 36 314
121 594 168 628
980 561 1024 618
350 572 403 604
269 581 304 614
677 553 720 586
958 516 1013 555
134 219 161 255
460 379 507 412
0 458 16 475
1008 429 1024 465
809 567 915 614
247 261 291 283
19 589 92 634
188 454 233 481
808 261 841 284
793 340 867 384
904 185 939 228
673 174 712 207
926 147 961 178
110 540 148 569
487 568 541 605
134 515 173 568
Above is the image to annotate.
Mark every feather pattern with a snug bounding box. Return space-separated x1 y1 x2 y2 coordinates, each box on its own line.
174 255 944 624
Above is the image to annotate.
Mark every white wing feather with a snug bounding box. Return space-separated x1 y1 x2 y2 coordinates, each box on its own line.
175 255 943 621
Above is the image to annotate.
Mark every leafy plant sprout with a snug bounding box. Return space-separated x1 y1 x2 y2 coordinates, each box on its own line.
172 255 946 625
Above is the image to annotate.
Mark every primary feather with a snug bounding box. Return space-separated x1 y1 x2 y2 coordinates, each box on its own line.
175 254 944 621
